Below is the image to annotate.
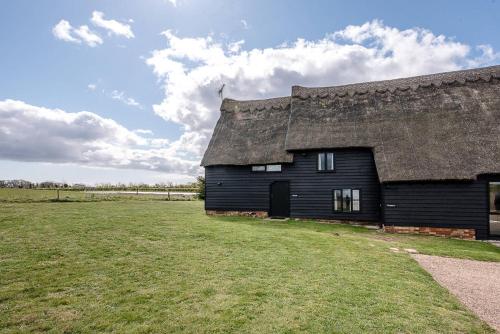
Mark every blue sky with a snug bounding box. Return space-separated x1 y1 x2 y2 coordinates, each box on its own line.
1 0 499 185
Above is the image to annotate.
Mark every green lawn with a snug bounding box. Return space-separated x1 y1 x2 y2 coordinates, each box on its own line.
0 200 499 333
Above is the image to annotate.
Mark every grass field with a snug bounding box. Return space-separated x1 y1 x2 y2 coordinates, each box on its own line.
0 196 499 333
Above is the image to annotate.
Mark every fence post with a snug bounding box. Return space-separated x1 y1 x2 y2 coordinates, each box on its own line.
57 189 60 201
168 190 170 201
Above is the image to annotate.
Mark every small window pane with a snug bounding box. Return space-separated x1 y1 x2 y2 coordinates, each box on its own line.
352 189 360 211
266 164 281 172
342 189 352 212
326 153 334 170
252 165 265 172
334 190 342 211
352 189 360 201
318 153 325 170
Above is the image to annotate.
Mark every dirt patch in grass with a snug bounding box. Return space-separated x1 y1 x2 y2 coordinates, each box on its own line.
49 308 80 322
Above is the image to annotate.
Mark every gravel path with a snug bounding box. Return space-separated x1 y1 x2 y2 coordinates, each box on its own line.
412 254 500 332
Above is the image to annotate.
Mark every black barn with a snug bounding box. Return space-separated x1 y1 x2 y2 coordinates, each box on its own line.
201 66 500 240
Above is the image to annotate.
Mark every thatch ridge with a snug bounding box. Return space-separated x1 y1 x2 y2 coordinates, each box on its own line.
221 96 291 112
293 65 500 99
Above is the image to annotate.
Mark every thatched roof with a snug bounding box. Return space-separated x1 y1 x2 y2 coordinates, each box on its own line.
202 65 500 182
200 97 293 166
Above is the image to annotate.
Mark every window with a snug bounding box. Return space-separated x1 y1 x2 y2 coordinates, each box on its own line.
352 189 360 211
333 188 360 212
318 153 335 171
266 164 282 172
318 153 325 171
251 164 282 172
252 165 265 172
342 189 352 212
333 189 342 211
327 153 334 170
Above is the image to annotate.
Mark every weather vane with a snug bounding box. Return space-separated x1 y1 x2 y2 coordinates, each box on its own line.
218 83 225 100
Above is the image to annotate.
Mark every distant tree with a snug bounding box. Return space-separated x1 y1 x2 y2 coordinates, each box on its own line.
196 176 205 200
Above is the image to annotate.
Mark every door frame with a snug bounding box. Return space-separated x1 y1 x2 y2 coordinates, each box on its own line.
479 174 500 238
269 180 290 218
487 180 500 238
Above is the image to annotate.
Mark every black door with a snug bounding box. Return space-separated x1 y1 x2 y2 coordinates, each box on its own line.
270 181 290 217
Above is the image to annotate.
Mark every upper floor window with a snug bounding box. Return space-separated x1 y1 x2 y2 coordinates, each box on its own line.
252 164 282 172
318 153 335 171
252 165 265 172
266 164 282 172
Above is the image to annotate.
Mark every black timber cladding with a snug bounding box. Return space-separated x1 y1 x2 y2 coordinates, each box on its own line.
382 181 489 239
205 149 381 221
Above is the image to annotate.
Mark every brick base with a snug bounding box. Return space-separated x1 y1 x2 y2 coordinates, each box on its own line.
206 210 268 218
383 225 476 240
305 218 381 228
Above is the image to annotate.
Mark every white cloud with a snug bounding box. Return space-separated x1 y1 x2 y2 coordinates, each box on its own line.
73 25 103 47
228 40 244 54
472 44 500 66
52 20 102 47
52 20 80 44
87 83 142 109
166 0 177 6
240 19 249 30
52 11 132 47
146 20 500 167
134 129 154 136
91 11 134 39
0 99 199 175
110 90 142 109
150 138 170 148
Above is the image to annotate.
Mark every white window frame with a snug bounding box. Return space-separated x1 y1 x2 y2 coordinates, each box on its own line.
333 188 360 212
266 164 282 172
318 152 335 171
251 165 266 172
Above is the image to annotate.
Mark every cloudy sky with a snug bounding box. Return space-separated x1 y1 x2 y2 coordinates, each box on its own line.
1 0 499 184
